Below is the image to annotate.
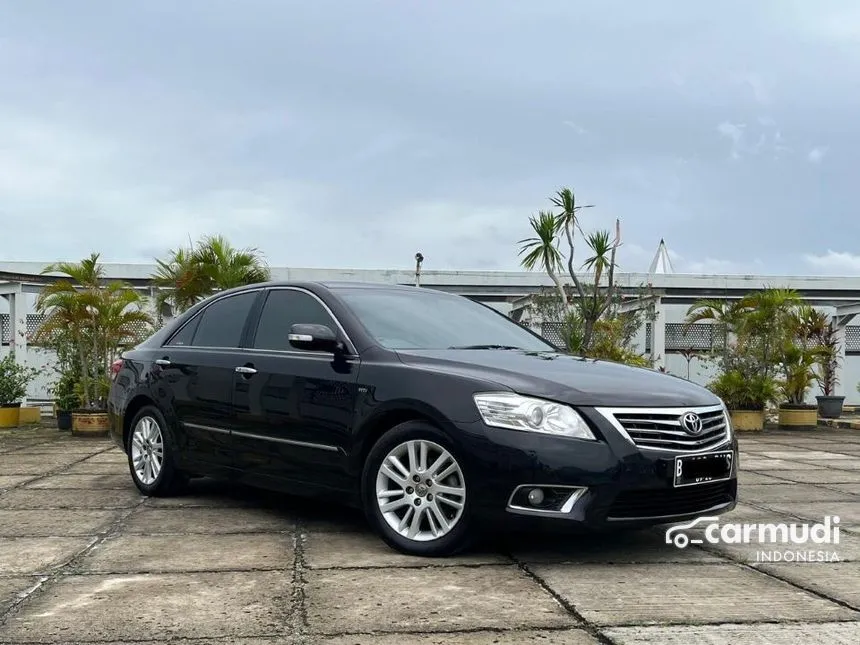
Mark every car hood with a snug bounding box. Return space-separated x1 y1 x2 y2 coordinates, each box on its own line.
394 348 721 408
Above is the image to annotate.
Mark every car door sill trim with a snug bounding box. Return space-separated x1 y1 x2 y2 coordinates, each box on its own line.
233 429 342 453
184 422 230 435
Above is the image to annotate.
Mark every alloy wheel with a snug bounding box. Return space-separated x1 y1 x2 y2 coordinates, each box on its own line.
375 439 467 542
130 416 165 485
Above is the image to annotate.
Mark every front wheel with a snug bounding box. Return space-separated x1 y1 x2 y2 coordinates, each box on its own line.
127 405 188 497
362 421 472 557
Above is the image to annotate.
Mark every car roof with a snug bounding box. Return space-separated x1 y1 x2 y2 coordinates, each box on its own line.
232 280 431 293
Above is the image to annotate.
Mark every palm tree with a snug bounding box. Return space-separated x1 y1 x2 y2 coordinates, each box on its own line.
35 253 152 409
193 234 271 290
151 234 271 315
518 211 568 307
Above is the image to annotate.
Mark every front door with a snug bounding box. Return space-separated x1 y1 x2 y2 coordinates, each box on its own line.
231 287 360 492
154 290 261 475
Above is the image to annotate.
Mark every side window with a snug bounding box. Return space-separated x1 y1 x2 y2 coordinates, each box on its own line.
166 316 200 347
191 292 258 348
253 290 337 351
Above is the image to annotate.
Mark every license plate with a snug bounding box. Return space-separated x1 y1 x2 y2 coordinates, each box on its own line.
673 451 734 487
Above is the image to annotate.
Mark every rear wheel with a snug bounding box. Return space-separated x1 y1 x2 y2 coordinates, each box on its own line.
127 406 188 497
363 421 472 556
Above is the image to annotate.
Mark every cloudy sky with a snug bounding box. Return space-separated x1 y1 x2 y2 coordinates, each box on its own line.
2 0 860 275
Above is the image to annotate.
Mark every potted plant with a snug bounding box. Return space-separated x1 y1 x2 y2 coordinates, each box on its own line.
774 305 826 429
708 366 777 431
33 253 153 437
776 342 820 429
812 319 844 419
50 370 81 431
0 353 38 428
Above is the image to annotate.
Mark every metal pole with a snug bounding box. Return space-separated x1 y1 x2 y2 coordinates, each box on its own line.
415 252 424 287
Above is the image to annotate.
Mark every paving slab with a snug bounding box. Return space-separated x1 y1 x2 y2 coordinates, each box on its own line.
321 630 600 644
509 529 722 564
305 566 575 634
0 475 36 490
0 487 143 509
605 622 860 644
24 473 134 489
0 576 38 613
122 506 294 534
0 455 86 475
141 479 280 509
79 532 294 573
747 450 858 461
755 501 860 531
75 450 128 464
759 562 860 607
738 471 792 485
61 460 127 475
828 484 860 496
739 483 854 503
1 571 293 641
0 537 92 575
805 460 860 471
303 530 510 569
0 509 119 537
755 469 860 484
742 458 826 470
529 562 858 626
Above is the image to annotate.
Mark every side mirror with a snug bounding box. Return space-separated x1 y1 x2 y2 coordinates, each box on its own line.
288 323 339 352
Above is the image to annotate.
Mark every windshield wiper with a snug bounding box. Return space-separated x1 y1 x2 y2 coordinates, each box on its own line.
448 344 523 350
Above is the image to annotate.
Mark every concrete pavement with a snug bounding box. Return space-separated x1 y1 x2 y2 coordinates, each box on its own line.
1 426 859 644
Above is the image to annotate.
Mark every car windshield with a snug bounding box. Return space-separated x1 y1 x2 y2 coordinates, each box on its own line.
337 288 557 352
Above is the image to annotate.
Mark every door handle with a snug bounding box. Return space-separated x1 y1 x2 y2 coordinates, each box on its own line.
235 366 257 375
154 359 171 367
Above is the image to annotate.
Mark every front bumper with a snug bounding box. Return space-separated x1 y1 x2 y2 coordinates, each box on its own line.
455 406 738 531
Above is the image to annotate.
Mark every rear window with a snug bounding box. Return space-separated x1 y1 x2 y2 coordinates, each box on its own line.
185 291 257 348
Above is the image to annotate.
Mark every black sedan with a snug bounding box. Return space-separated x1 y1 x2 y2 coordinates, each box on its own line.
108 281 738 556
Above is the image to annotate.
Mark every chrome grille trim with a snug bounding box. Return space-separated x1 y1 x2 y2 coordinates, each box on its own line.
594 404 731 453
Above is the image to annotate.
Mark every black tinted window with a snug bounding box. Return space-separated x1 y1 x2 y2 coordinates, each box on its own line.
166 316 200 347
191 292 257 348
337 288 554 351
253 290 336 351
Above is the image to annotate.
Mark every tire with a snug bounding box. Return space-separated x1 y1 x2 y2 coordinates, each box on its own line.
126 405 188 497
362 420 473 557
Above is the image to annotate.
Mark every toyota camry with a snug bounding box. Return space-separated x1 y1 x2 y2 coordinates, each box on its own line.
108 281 738 556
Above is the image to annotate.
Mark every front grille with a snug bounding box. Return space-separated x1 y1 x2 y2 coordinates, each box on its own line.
608 480 735 520
596 405 729 453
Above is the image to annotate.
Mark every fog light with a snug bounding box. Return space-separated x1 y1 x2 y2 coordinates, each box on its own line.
527 488 545 506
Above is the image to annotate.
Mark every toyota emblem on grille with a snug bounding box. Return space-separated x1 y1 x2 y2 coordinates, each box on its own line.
680 412 703 435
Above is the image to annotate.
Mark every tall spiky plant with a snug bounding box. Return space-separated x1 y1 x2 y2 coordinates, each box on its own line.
518 211 568 307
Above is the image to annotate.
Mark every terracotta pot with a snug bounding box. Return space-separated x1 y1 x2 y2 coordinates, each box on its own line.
71 411 110 437
778 405 818 430
729 409 764 431
0 403 21 429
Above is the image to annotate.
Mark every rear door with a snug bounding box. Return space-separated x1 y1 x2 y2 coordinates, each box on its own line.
231 287 361 492
153 289 261 474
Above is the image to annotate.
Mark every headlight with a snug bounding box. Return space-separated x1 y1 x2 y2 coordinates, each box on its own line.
720 400 734 441
473 392 596 440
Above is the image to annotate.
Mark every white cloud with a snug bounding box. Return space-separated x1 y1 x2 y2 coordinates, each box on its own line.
732 71 771 105
803 250 860 274
562 120 588 135
808 146 828 163
717 121 745 159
